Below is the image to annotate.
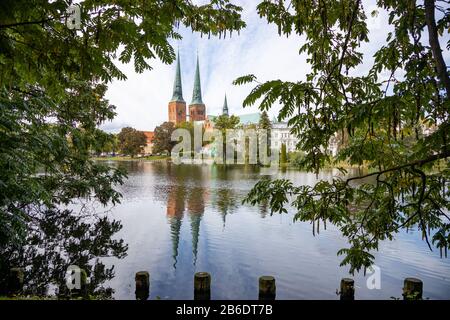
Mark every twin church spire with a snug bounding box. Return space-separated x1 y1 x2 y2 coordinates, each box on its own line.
170 51 203 105
171 50 184 102
191 55 203 105
169 50 206 124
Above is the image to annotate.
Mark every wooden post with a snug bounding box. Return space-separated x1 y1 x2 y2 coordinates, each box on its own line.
135 271 150 300
340 278 354 300
259 276 276 300
194 272 211 300
7 268 24 296
403 278 423 300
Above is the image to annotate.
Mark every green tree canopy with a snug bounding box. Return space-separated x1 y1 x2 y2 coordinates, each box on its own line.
258 110 272 157
237 0 449 273
280 143 287 165
214 114 240 131
211 115 240 163
153 121 176 154
258 111 271 130
117 127 147 157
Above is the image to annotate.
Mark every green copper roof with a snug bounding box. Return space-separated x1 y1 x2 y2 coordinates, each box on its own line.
238 113 261 125
207 113 261 125
190 55 204 105
222 94 229 116
171 50 184 102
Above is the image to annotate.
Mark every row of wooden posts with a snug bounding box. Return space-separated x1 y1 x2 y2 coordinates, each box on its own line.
5 268 424 300
135 271 425 301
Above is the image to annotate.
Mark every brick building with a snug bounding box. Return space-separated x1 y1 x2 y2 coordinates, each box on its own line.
168 52 206 125
142 131 154 155
168 50 187 124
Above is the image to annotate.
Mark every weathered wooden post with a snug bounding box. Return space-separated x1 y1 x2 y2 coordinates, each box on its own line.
340 278 355 300
194 272 211 300
259 276 276 300
135 271 150 300
403 277 423 300
7 268 24 296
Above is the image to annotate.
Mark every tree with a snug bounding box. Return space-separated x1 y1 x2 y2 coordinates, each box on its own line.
0 0 245 294
214 114 241 131
259 111 271 130
117 127 147 157
93 131 118 155
108 134 120 155
153 122 176 155
280 143 287 166
213 115 240 163
175 121 208 157
236 0 449 273
289 151 306 168
259 110 272 158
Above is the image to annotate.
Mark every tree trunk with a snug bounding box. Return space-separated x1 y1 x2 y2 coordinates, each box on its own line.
424 0 450 97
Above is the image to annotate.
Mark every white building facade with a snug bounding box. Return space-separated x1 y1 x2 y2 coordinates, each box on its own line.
271 122 300 153
271 122 339 156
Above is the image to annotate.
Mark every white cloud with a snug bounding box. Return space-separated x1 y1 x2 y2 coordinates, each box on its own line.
101 0 449 132
102 0 309 132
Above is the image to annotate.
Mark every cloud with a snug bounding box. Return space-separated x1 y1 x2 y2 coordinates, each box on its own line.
102 0 448 132
102 0 309 131
100 119 132 134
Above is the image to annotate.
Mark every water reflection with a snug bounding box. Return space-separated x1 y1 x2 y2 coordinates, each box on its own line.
212 188 238 227
0 207 127 298
106 161 450 300
160 165 207 268
153 164 253 268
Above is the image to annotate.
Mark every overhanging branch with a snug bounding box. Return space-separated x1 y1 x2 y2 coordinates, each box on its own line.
344 150 450 185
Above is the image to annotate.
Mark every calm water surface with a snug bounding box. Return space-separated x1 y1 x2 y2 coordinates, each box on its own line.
102 161 450 299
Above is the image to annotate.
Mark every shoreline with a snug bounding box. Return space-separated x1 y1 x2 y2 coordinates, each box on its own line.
91 156 366 171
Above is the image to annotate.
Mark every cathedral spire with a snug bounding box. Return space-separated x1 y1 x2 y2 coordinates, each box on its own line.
191 54 203 105
222 93 229 116
171 50 184 102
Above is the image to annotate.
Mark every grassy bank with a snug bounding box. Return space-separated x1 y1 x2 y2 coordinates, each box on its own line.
92 155 170 161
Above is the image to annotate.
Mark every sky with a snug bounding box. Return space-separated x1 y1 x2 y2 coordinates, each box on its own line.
100 0 449 133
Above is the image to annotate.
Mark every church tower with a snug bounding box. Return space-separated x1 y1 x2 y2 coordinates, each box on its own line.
222 94 229 116
189 55 206 122
168 50 186 125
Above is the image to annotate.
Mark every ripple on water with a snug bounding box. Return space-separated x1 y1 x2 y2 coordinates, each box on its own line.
103 162 450 299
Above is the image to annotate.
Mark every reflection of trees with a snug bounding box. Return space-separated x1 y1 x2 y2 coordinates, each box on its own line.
0 206 127 298
259 199 269 219
214 188 238 227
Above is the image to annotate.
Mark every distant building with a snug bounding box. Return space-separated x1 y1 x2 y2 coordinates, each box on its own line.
206 113 261 126
238 113 261 125
222 94 229 116
271 122 299 153
168 52 206 125
142 131 154 155
189 55 206 122
168 51 187 125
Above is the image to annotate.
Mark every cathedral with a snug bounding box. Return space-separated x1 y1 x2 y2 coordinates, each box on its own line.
168 51 207 124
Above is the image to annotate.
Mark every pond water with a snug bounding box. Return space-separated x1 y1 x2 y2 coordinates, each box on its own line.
102 161 450 300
